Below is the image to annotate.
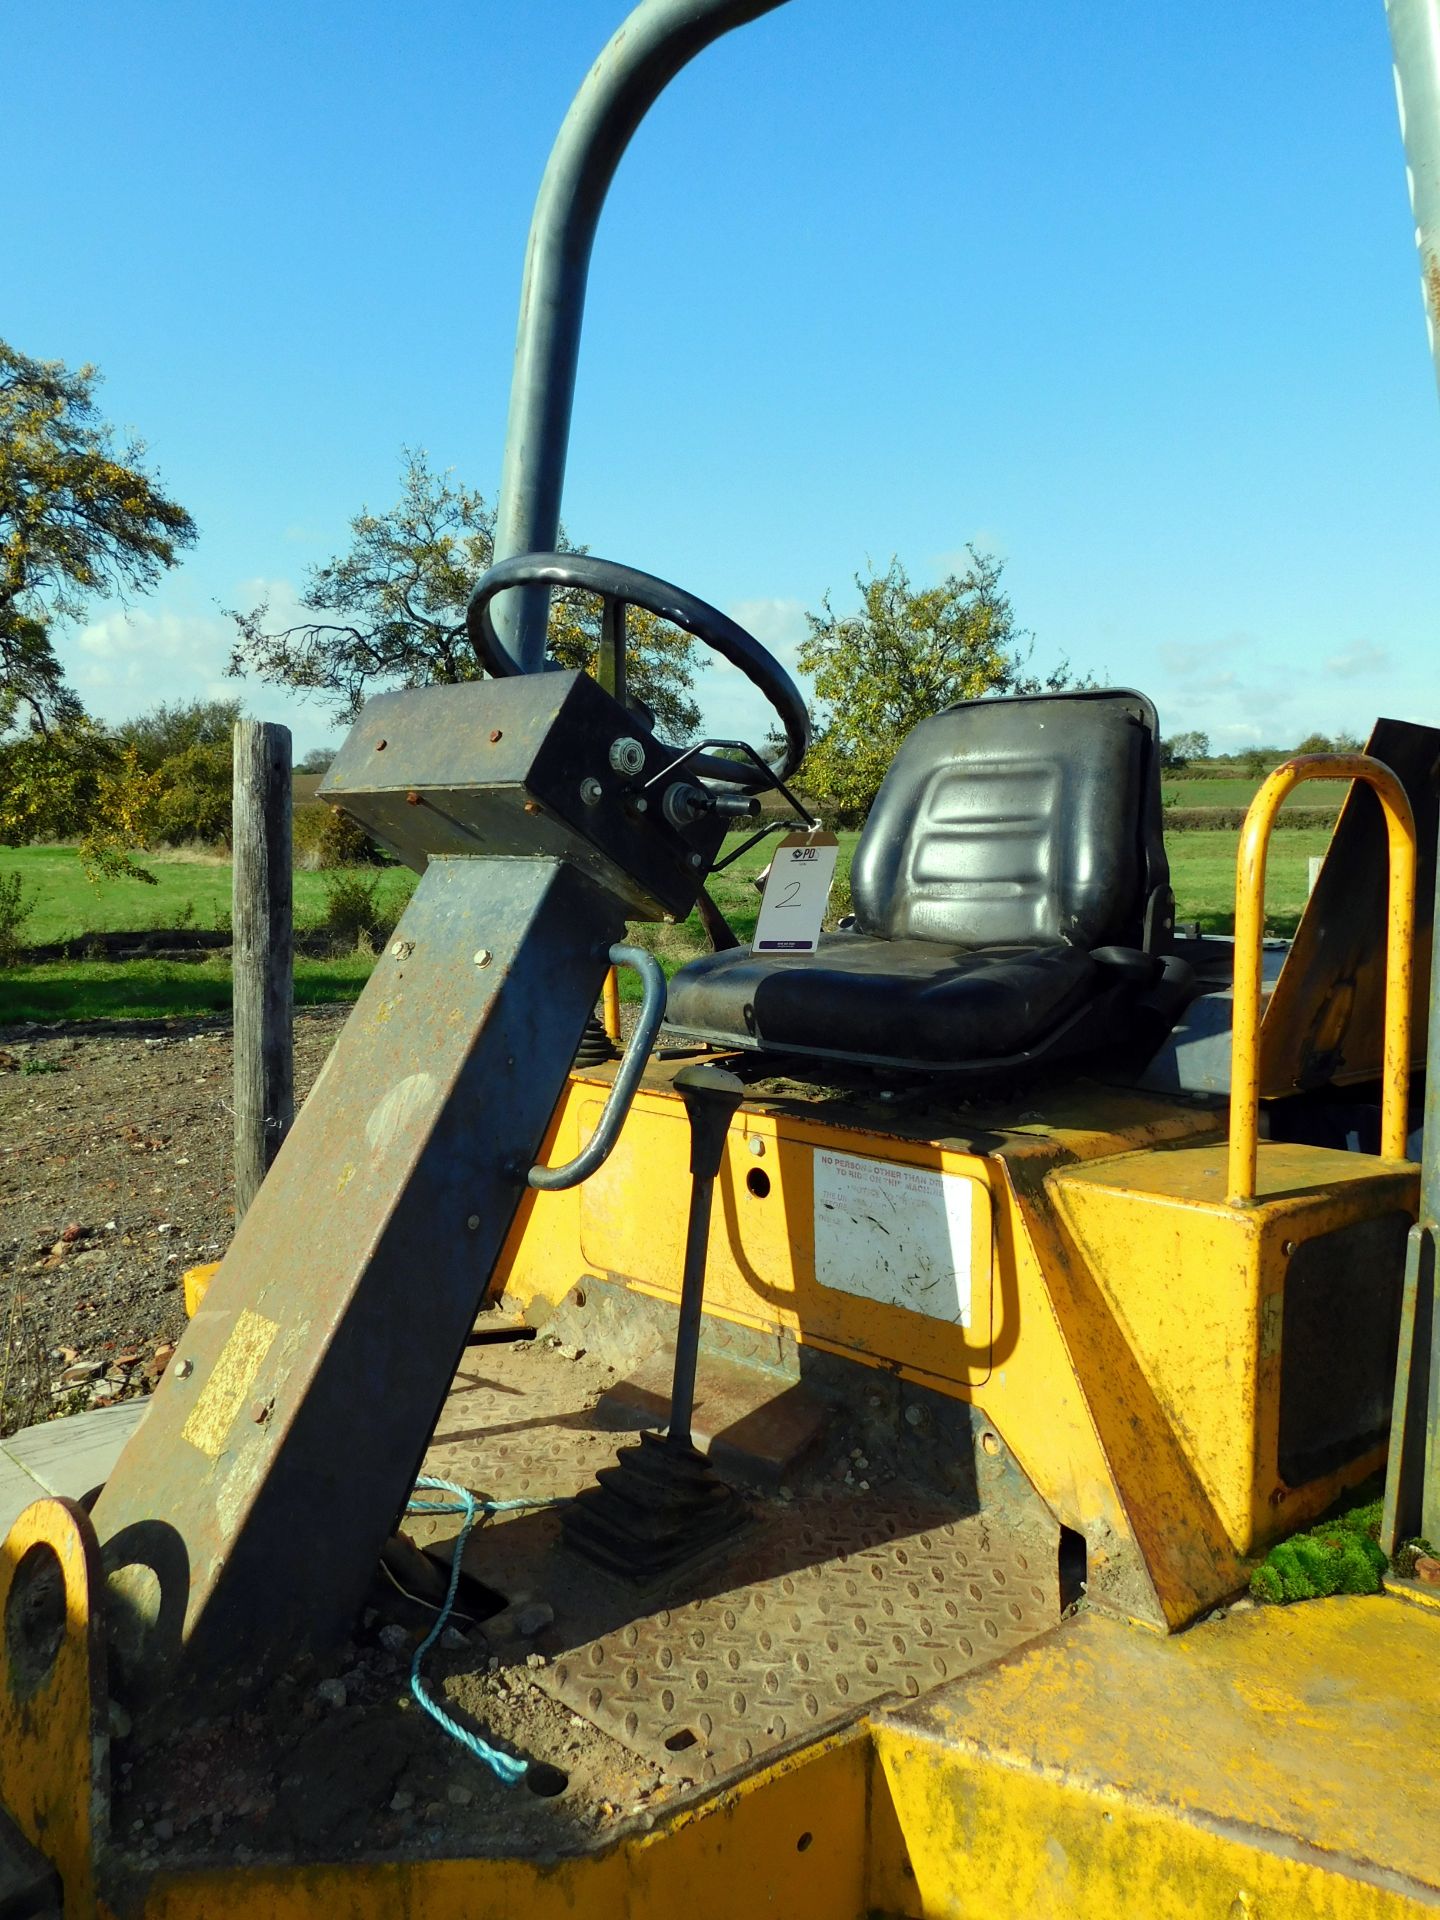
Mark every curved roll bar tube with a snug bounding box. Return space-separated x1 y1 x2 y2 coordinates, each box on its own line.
490 0 793 671
1227 754 1417 1206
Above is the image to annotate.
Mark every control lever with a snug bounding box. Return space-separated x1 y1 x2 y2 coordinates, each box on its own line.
668 1066 744 1445
560 1066 750 1580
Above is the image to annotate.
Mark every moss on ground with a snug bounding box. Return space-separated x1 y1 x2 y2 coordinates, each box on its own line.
1249 1500 1387 1604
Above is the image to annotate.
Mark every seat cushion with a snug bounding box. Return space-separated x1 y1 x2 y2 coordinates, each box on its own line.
851 689 1162 950
664 932 1099 1067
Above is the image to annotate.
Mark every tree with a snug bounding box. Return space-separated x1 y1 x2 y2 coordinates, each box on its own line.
797 550 1068 823
0 719 161 880
116 696 242 846
295 745 337 775
1161 728 1210 769
1 339 195 733
227 448 702 737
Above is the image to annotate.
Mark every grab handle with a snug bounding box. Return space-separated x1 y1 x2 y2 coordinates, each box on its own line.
528 944 665 1191
1228 754 1416 1204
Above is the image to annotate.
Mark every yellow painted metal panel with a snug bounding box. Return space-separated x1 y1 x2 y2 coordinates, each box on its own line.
120 1727 869 1919
0 1499 108 1919
873 1598 1440 1918
1053 1144 1418 1553
577 1102 998 1385
182 1262 220 1318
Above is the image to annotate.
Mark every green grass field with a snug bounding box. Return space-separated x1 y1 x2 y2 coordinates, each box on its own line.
0 845 417 947
1161 776 1340 812
0 827 1331 1025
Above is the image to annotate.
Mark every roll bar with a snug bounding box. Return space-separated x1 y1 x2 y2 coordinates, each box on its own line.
490 0 794 671
1227 754 1417 1205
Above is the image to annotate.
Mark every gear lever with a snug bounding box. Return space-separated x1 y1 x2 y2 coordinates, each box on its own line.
561 1065 749 1579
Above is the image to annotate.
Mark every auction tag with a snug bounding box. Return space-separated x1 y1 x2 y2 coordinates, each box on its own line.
752 830 840 954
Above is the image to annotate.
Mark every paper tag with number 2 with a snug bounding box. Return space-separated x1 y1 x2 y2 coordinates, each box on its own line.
752 830 840 954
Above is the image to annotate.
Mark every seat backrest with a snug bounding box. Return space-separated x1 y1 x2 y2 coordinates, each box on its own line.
849 689 1168 950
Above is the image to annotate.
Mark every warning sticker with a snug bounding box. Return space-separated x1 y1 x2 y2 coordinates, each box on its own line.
813 1149 973 1325
181 1308 278 1459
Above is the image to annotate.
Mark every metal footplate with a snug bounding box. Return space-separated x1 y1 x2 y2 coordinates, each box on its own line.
416 1335 1061 1788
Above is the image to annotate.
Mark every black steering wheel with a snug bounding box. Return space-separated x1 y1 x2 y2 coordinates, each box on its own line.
466 551 810 789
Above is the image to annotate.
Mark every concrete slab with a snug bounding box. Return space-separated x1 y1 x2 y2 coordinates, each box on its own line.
0 1401 149 1534
0 1451 46 1541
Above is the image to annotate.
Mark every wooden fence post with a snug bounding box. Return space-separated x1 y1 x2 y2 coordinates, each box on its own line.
233 720 294 1217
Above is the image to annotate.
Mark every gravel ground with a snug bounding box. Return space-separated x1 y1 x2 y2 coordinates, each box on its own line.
0 1007 349 1437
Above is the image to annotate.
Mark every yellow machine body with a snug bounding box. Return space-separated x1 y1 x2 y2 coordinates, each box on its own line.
7 1452 1440 1918
497 1067 1417 1625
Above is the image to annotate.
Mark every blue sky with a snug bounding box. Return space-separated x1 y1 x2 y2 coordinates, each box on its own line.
8 1 1437 760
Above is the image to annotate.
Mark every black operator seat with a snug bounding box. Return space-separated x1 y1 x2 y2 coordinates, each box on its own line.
664 689 1193 1075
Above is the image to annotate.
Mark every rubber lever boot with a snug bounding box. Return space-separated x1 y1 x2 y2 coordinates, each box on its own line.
668 1064 746 1447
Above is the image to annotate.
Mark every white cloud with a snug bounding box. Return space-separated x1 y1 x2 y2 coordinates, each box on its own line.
1325 639 1390 678
725 597 808 666
683 596 814 747
54 580 343 759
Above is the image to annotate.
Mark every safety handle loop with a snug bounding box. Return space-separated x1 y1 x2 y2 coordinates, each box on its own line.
1228 753 1416 1205
528 943 665 1190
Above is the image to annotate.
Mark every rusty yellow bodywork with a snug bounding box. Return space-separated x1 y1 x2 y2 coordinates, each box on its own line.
495 1065 1415 1626
6 1490 1440 1919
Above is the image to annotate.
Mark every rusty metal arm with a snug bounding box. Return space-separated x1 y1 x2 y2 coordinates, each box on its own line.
1228 754 1417 1205
490 0 794 671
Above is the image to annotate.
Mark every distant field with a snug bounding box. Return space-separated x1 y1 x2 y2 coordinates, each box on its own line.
1163 776 1340 813
0 826 1331 1024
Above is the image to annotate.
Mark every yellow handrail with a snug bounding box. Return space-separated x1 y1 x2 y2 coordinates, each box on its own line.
1228 753 1417 1205
602 964 622 1044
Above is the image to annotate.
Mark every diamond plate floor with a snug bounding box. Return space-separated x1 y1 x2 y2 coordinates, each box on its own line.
413 1337 1059 1786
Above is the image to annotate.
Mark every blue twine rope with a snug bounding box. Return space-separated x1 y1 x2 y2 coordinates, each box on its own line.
404 1473 564 1788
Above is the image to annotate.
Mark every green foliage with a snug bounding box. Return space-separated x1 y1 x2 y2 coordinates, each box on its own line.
114 698 240 847
797 551 1068 825
1161 728 1210 769
0 339 195 734
1391 1537 1437 1578
316 807 382 869
0 720 159 881
321 869 382 952
226 447 701 738
295 745 337 775
119 696 240 769
1249 1500 1387 1605
0 869 34 965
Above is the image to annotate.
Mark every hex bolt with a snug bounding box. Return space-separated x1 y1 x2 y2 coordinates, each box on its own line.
688 853 703 868
580 777 604 806
405 790 422 806
489 729 504 744
748 1137 766 1158
608 736 646 776
473 949 492 968
375 739 387 752
466 1215 481 1231
175 1359 194 1380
